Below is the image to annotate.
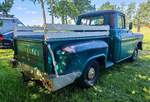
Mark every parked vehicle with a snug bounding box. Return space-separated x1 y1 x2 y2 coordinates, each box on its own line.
0 15 24 48
12 10 143 91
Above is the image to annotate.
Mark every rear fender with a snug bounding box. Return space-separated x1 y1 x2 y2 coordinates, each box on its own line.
62 40 108 72
62 41 108 54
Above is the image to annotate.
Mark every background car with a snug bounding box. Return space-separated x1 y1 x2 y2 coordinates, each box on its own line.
0 15 24 48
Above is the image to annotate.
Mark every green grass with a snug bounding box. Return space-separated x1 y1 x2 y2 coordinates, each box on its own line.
0 27 150 102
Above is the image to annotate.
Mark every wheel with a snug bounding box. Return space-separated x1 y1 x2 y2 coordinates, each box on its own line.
130 48 138 61
78 60 100 88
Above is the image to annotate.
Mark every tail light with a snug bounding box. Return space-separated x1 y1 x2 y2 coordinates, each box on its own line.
0 35 3 41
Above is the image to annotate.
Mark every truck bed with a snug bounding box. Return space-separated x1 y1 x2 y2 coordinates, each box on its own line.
14 24 110 74
15 24 110 41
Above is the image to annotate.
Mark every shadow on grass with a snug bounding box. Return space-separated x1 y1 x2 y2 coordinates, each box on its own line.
0 49 150 102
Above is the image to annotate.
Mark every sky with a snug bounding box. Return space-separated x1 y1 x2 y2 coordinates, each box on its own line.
1 0 144 25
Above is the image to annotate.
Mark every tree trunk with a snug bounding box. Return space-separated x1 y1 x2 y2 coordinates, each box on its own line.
65 16 68 24
137 19 141 32
137 22 141 32
50 0 54 24
40 0 47 26
61 16 65 24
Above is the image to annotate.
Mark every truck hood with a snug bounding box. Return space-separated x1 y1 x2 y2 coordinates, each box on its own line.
134 33 144 39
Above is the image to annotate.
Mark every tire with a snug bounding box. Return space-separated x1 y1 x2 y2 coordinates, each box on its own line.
78 60 100 88
130 48 138 61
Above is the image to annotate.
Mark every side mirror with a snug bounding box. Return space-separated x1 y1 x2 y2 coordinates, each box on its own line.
129 22 133 30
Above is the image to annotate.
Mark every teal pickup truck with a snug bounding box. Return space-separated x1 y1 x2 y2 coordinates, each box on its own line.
12 10 143 91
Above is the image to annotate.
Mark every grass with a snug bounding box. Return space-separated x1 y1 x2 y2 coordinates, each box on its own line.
0 27 150 102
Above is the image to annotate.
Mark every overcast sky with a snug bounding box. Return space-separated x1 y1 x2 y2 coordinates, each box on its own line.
6 0 145 25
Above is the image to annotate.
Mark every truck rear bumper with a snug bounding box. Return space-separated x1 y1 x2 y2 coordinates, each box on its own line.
13 61 81 91
18 62 53 91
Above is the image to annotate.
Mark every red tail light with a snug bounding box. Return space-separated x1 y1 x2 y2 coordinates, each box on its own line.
0 35 4 41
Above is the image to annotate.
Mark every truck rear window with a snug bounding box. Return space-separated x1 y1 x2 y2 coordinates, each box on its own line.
90 16 104 26
80 16 105 26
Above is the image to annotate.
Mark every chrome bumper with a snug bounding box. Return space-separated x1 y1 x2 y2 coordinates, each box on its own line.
15 61 81 92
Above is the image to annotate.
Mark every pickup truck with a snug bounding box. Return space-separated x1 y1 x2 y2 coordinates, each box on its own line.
12 10 143 91
0 16 24 48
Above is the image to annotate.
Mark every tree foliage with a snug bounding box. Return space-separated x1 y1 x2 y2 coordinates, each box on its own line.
73 0 95 14
134 0 150 31
98 1 116 10
117 2 136 26
47 0 57 24
117 2 126 14
0 0 14 16
47 0 94 24
53 0 78 24
126 2 136 22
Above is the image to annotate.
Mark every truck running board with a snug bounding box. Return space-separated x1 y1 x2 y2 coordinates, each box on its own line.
51 71 81 91
106 61 114 68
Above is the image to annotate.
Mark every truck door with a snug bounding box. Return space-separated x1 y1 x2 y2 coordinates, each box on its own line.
117 14 136 60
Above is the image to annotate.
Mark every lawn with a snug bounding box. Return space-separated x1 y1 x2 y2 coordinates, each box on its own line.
0 27 150 102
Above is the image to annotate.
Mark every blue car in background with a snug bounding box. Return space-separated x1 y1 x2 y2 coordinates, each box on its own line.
0 15 24 48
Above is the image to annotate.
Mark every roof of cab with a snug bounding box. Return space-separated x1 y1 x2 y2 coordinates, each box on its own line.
79 10 124 17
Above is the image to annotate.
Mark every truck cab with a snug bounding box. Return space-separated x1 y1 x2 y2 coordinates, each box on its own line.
12 10 143 91
77 10 143 63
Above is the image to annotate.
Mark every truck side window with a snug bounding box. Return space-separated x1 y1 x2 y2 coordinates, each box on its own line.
118 15 125 29
90 16 104 26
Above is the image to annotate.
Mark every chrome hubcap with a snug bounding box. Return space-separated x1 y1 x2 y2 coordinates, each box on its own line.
88 67 95 80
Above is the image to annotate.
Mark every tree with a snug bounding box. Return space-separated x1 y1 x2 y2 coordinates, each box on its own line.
47 0 57 24
117 2 126 14
73 0 95 14
0 0 14 16
54 0 78 24
134 0 150 32
22 0 59 79
126 2 136 25
22 0 47 27
98 1 116 10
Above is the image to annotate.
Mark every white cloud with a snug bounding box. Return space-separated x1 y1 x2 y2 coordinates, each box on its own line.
26 11 38 15
15 6 27 10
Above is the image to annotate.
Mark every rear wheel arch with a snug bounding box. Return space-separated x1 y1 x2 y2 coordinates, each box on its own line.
85 55 106 71
77 55 106 88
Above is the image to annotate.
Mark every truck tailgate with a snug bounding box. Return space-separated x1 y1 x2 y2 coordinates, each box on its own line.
15 39 45 72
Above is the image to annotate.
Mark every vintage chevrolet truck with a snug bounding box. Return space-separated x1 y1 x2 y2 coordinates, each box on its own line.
12 10 143 91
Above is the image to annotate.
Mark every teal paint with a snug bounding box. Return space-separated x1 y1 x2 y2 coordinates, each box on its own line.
13 10 143 91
